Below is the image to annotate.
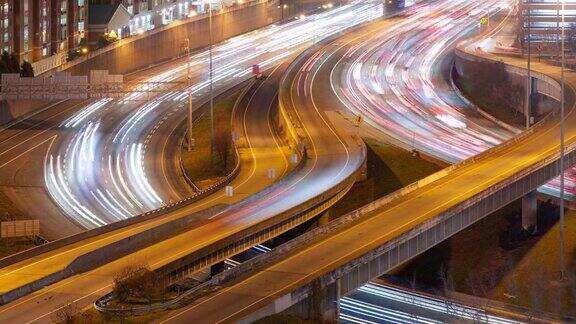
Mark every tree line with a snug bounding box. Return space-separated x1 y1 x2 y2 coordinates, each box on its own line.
0 51 34 77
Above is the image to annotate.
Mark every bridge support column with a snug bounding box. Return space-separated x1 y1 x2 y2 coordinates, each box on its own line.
282 278 341 322
522 190 537 233
210 261 226 276
317 210 330 227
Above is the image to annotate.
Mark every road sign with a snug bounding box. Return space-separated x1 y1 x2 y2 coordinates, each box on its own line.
232 131 240 142
290 153 299 164
267 168 276 179
480 17 488 25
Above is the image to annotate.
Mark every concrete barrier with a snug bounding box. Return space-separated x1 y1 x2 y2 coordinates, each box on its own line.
59 0 280 76
0 205 228 305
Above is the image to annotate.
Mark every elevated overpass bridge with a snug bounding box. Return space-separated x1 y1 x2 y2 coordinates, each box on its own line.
158 11 575 324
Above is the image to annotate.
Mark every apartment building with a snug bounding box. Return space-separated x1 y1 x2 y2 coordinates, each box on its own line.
0 0 87 64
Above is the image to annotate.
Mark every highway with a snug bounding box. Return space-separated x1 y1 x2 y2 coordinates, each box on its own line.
157 0 576 322
0 3 377 319
0 100 92 239
329 0 575 199
0 66 294 322
340 282 522 324
44 1 382 229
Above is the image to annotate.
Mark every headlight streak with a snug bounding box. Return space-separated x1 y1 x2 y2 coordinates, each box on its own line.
45 0 401 227
331 0 576 200
340 282 521 324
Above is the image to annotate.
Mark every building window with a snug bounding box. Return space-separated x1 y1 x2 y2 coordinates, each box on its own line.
42 47 48 56
78 21 84 33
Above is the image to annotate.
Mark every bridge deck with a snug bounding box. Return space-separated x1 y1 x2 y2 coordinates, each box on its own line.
160 26 576 324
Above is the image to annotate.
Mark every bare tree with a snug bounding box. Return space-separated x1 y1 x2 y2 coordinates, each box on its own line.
113 264 166 304
51 301 78 324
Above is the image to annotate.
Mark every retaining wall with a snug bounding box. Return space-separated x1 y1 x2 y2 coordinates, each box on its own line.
62 0 280 76
454 48 560 119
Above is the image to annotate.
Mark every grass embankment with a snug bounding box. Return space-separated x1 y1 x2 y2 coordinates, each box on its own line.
489 210 576 316
330 138 442 218
180 94 238 189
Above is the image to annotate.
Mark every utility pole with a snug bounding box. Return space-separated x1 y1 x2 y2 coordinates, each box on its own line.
186 38 194 152
525 1 532 129
209 1 215 162
559 0 566 281
557 0 561 62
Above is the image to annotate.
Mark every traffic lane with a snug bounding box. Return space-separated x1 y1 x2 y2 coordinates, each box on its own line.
0 68 302 321
0 0 379 313
140 53 296 204
48 1 384 225
0 50 364 320
151 35 363 324
162 89 576 323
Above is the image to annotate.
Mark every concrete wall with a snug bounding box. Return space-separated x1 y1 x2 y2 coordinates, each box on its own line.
0 100 57 126
0 1 280 126
63 1 280 76
454 53 559 119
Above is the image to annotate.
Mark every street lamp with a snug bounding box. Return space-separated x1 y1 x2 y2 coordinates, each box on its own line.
559 0 566 281
208 0 215 161
186 38 194 151
526 1 532 129
278 3 288 21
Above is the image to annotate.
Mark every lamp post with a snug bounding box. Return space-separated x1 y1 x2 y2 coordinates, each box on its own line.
559 0 566 281
526 1 532 129
208 0 215 161
186 38 194 151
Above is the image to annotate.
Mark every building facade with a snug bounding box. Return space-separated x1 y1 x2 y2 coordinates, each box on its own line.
0 0 248 73
0 0 87 64
521 0 576 54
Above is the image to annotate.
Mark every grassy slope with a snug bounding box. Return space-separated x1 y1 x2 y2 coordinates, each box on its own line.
180 94 238 184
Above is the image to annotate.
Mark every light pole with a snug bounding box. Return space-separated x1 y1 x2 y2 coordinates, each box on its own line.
186 38 194 152
559 0 566 281
525 1 532 129
208 0 215 161
557 0 561 62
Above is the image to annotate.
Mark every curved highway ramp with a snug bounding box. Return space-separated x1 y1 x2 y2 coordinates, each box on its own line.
156 10 576 324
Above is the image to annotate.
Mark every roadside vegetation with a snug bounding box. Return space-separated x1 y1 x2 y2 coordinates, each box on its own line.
330 138 443 218
180 94 238 189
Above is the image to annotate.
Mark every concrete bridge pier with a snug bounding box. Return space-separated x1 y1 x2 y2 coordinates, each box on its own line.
283 278 341 323
210 261 226 276
317 210 331 227
522 190 537 233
